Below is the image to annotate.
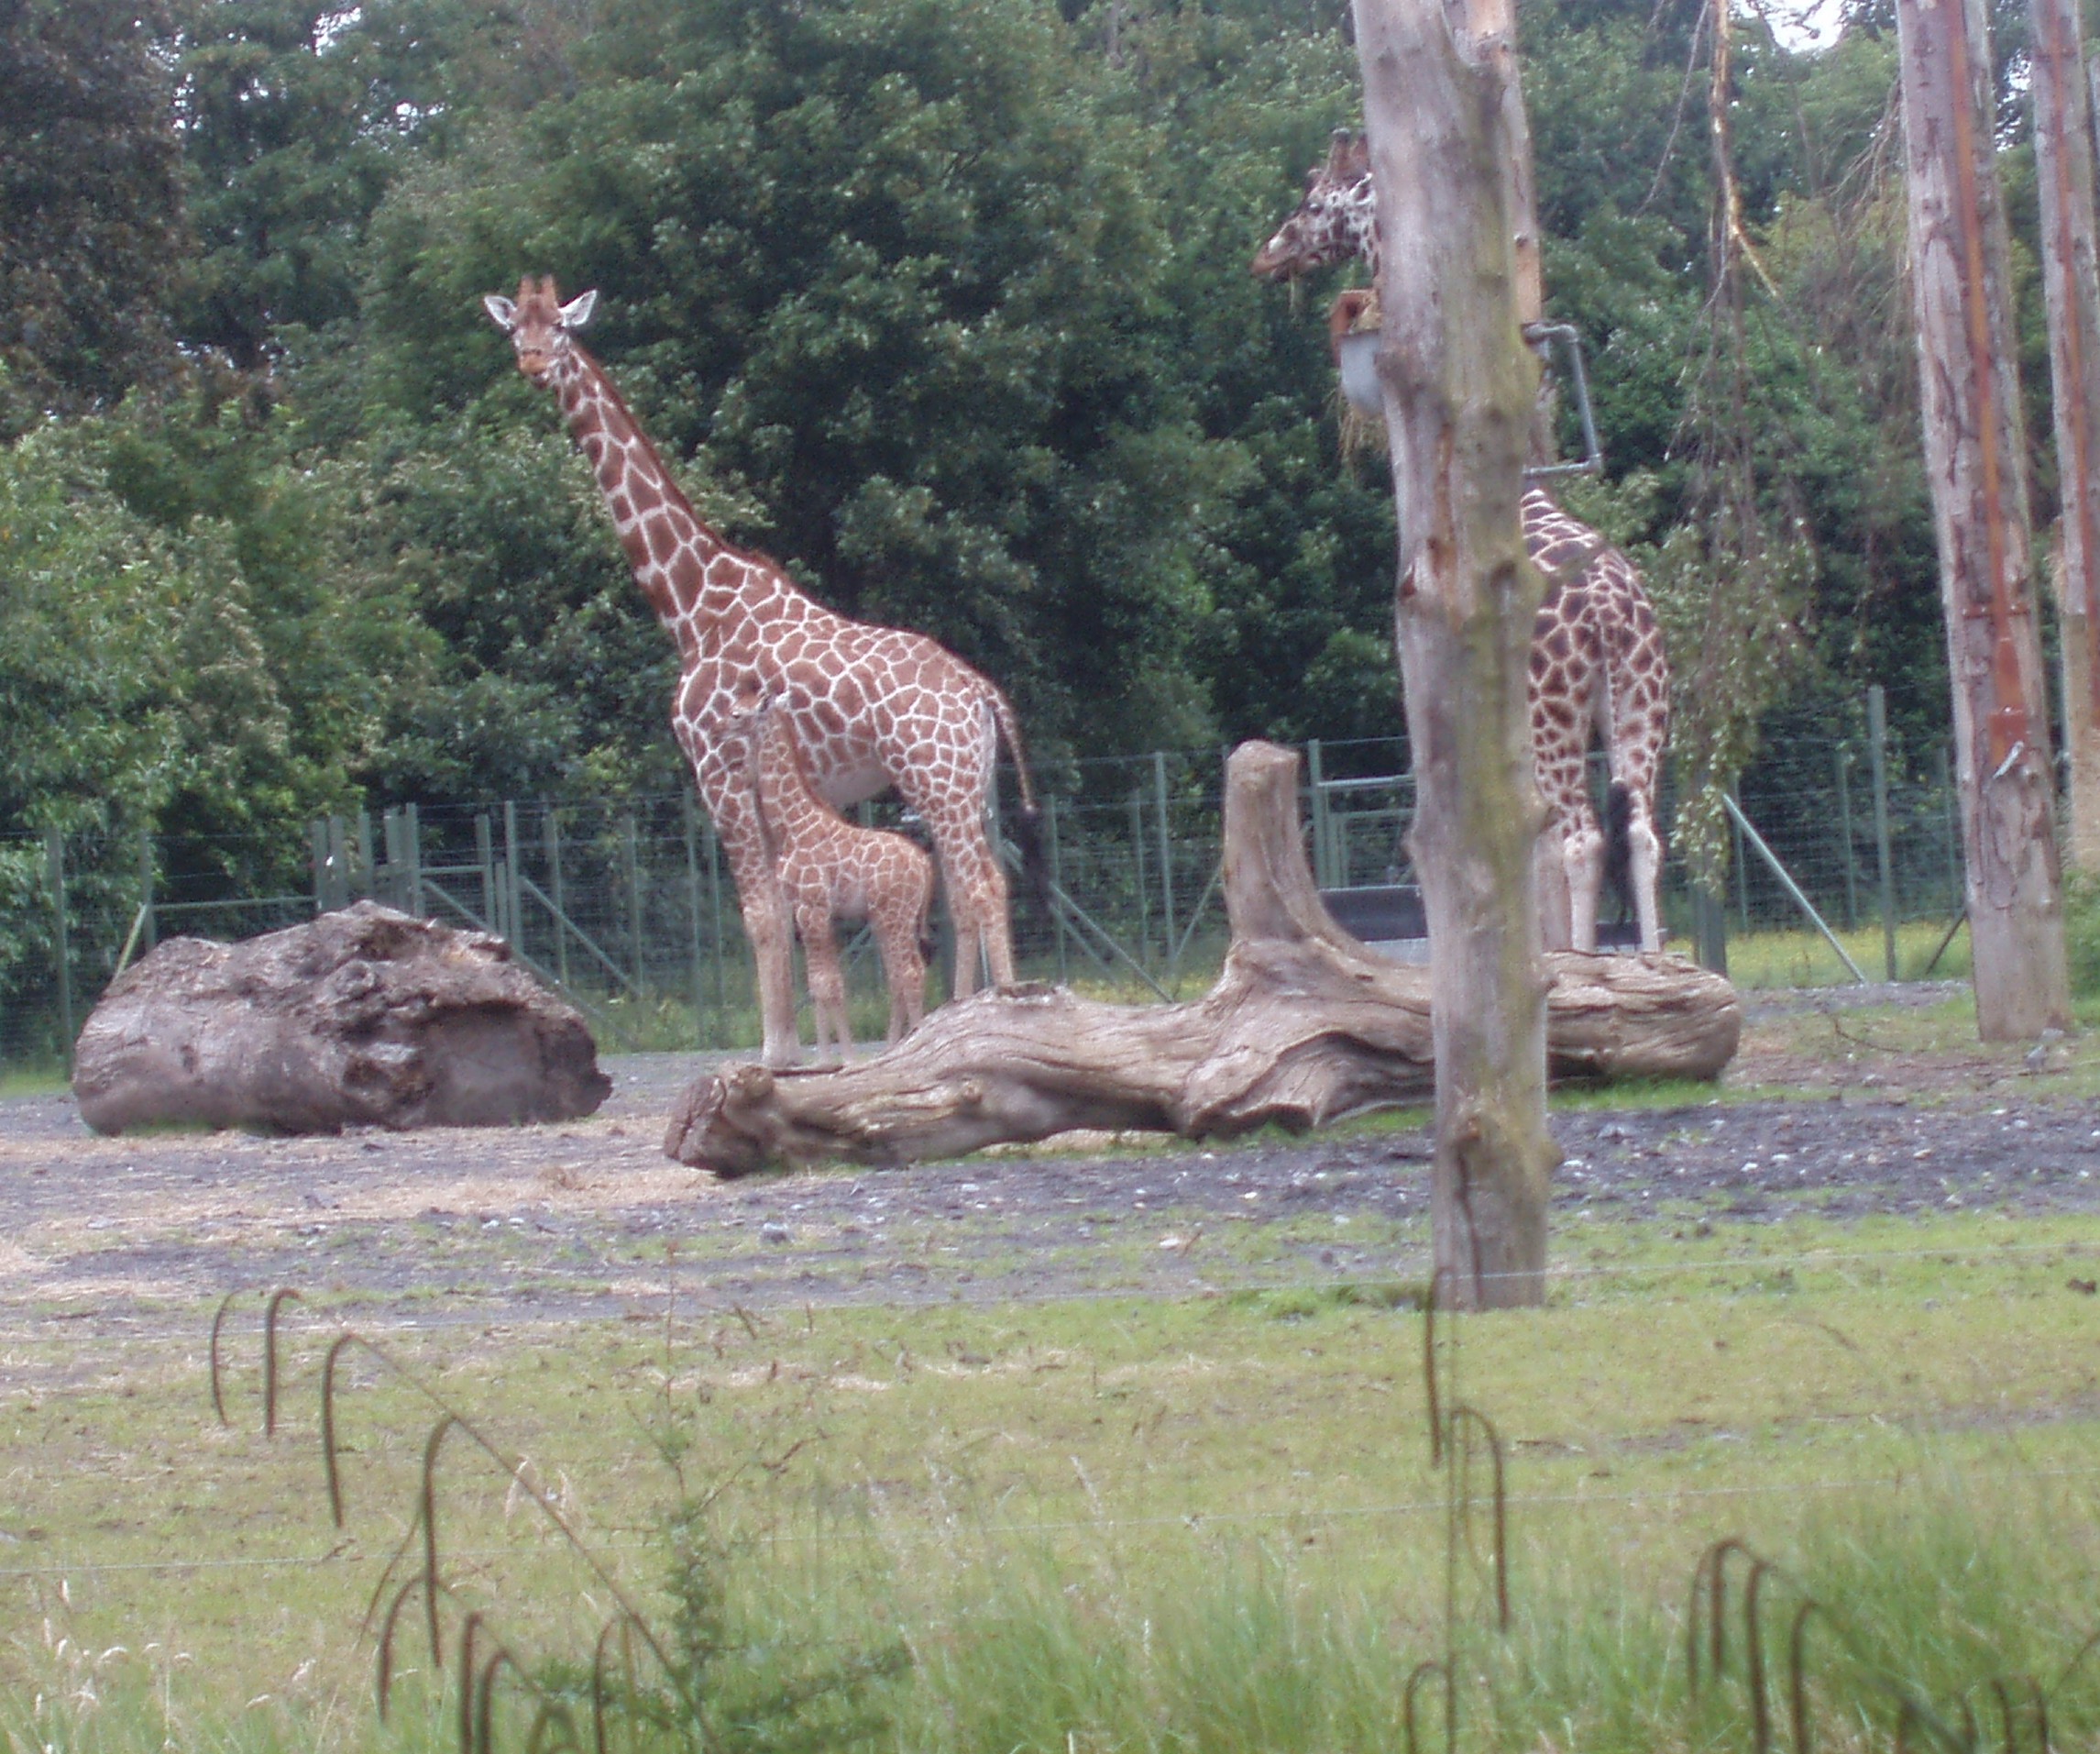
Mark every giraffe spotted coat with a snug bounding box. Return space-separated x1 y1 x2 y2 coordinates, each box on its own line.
486 277 1039 1063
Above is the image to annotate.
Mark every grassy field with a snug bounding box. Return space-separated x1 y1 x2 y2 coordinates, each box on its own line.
6 1194 2100 1751
7 977 2100 1750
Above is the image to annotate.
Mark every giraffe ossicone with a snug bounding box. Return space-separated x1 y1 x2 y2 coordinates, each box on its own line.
1254 152 1672 954
486 274 1042 1064
738 698 933 1059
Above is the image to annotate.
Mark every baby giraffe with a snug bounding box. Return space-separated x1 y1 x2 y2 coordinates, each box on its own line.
739 700 934 1058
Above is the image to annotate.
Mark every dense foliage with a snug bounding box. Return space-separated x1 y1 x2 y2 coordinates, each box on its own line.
0 0 2059 852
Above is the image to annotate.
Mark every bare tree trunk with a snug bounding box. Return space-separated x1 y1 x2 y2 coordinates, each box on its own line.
1355 0 1554 1307
2034 0 2100 874
662 744 1740 1177
1897 0 2073 1039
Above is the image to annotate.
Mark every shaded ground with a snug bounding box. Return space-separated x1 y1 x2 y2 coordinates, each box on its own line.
1 983 2095 1339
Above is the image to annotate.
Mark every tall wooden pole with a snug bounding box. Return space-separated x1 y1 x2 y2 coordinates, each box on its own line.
1355 0 1553 1307
2032 0 2100 872
1896 0 2072 1039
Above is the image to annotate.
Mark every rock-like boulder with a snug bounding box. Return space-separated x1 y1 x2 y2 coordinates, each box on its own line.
72 901 611 1134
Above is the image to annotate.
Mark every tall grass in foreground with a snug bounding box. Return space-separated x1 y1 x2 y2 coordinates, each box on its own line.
867 1465 2100 1752
9 1447 2098 1753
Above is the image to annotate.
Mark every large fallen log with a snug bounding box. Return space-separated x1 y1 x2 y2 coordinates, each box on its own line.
665 743 1738 1176
73 901 610 1134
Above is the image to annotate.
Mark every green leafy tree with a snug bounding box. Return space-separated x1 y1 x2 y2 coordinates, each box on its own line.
0 0 191 431
353 0 1229 759
174 0 523 373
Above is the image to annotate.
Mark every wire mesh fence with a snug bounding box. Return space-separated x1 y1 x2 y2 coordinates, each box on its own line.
0 691 1980 1071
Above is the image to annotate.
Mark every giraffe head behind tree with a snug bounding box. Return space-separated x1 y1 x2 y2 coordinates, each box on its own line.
1252 154 1673 954
1252 129 1377 283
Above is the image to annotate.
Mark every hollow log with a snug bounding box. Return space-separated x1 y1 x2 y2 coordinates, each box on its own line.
665 744 1737 1177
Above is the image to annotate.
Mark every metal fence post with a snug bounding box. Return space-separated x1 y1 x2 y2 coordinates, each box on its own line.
1694 881 1729 977
1154 752 1175 985
1306 739 1330 888
311 820 329 915
545 811 570 988
707 810 727 1010
330 817 351 910
1129 784 1150 968
137 824 156 954
405 803 424 919
356 810 375 899
475 813 497 935
683 793 707 1043
1732 808 1750 932
381 809 401 910
46 831 72 1062
1868 685 1897 980
503 801 523 954
623 812 644 991
1046 792 1069 983
1835 745 1858 930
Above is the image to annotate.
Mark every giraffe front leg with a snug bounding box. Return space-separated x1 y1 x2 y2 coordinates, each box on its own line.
798 905 852 1063
876 918 929 1043
702 765 802 1066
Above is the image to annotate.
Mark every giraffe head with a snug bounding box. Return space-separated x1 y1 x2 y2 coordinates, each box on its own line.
483 273 599 386
1251 129 1376 281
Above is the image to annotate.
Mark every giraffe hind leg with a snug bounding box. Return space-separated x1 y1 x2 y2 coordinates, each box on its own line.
931 827 1015 997
1623 788 1666 954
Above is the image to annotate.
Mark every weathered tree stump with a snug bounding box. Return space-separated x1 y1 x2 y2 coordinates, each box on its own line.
665 744 1738 1177
73 901 611 1134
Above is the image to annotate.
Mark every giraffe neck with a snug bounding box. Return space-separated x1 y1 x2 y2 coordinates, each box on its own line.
754 715 843 849
551 347 797 646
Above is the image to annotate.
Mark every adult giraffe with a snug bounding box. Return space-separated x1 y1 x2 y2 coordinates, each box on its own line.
1253 134 1671 954
485 276 1040 1062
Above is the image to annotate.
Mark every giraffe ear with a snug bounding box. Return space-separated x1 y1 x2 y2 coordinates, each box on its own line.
557 289 599 330
482 294 518 331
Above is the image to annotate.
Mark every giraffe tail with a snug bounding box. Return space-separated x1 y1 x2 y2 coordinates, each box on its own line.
988 687 1051 916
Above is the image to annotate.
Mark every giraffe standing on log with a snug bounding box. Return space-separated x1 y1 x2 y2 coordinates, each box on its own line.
485 277 1041 1062
737 699 933 1058
1253 134 1671 954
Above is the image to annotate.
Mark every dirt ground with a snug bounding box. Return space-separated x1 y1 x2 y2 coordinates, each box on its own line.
2 980 2096 1335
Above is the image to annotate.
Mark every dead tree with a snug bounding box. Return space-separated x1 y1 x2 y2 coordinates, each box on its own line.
1352 0 1555 1307
1896 0 2073 1038
2031 0 2100 873
664 743 1740 1178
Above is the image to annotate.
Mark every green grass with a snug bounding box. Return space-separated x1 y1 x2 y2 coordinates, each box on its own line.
6 1196 2100 1751
0 1063 70 1097
1718 916 1971 990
